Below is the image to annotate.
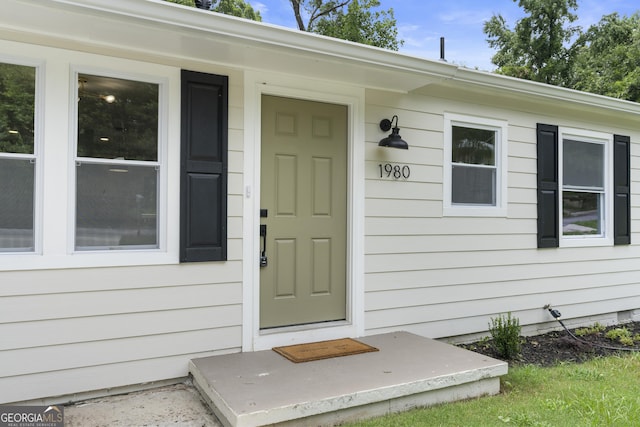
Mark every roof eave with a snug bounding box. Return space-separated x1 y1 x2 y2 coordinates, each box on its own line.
2 0 457 92
2 0 640 117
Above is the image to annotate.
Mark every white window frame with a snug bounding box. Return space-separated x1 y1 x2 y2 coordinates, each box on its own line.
443 113 508 217
558 127 613 247
0 55 44 255
0 39 180 271
69 66 169 256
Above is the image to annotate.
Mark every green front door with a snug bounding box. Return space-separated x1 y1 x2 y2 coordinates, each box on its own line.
260 95 347 329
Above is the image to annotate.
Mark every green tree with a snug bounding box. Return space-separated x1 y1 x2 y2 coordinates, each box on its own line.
570 13 640 102
164 0 262 21
211 0 262 21
484 0 580 85
0 63 35 154
313 0 402 50
290 0 350 31
290 0 402 50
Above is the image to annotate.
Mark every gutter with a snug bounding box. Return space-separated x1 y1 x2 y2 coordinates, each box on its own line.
455 67 640 117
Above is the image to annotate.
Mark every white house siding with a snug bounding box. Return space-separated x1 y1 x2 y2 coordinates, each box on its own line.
0 40 246 403
363 86 640 341
0 265 243 403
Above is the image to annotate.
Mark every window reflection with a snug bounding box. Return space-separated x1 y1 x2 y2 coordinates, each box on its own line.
75 73 160 250
563 192 601 235
0 62 36 252
452 126 495 166
451 125 498 206
561 138 605 237
76 163 158 249
0 159 35 251
77 74 158 161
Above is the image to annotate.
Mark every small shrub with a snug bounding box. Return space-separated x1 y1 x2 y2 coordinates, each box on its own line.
606 327 630 341
575 322 606 337
489 312 522 359
604 327 640 347
619 336 635 346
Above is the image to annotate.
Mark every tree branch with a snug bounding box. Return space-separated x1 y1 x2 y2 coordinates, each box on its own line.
308 0 351 31
289 0 352 32
290 0 306 31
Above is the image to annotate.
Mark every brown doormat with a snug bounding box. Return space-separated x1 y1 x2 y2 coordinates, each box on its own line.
273 338 378 363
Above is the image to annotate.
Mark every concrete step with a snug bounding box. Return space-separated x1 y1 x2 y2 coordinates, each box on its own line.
190 331 508 427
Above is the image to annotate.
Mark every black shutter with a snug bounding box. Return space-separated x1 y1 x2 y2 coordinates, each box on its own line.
613 134 631 245
537 123 559 248
180 70 228 262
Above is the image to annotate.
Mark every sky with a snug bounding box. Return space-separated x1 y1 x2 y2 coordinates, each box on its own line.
247 0 640 71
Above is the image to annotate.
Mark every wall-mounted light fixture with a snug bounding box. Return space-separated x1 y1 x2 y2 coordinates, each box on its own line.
378 115 408 149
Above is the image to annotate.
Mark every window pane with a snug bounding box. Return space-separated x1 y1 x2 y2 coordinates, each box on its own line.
76 163 158 249
0 158 34 251
0 63 35 154
452 165 496 205
452 126 495 166
563 139 604 188
77 74 158 161
563 191 601 235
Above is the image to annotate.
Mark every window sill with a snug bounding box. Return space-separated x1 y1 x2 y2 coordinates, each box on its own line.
560 236 614 248
443 206 507 218
0 250 179 271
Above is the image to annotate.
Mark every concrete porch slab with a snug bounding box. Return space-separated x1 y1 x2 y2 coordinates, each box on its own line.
190 331 508 427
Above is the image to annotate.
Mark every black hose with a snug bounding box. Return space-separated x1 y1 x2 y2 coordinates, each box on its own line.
547 307 640 352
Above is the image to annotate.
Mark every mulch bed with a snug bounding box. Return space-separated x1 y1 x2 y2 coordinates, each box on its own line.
459 321 640 367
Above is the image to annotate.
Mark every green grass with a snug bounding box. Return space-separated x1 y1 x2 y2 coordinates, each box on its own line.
345 353 640 427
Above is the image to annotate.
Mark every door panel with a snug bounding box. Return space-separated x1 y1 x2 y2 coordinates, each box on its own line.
275 154 297 215
312 157 332 215
274 238 296 297
311 238 331 294
260 95 347 329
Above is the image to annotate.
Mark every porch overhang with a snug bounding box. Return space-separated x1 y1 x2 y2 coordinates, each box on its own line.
2 0 640 119
0 0 456 93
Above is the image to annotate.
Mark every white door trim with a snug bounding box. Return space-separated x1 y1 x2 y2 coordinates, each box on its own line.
242 71 365 351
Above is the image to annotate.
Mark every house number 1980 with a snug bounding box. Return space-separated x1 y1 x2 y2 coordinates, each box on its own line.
378 163 410 180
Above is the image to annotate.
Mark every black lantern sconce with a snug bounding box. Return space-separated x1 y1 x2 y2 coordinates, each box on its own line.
378 115 408 149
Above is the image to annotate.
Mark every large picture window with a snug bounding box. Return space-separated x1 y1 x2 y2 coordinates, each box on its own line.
444 113 507 216
0 62 37 252
75 73 160 250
